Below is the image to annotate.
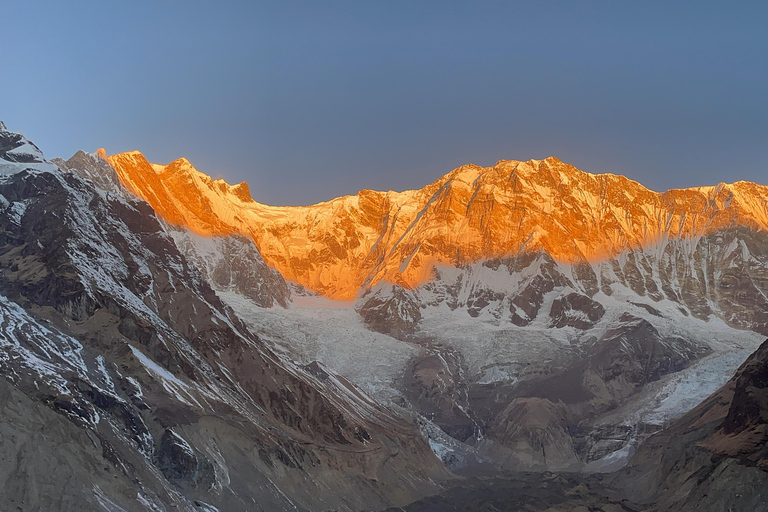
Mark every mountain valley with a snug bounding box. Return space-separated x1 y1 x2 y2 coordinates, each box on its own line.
1 120 767 511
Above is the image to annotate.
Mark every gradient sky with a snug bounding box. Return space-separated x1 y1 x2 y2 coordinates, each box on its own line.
3 1 767 205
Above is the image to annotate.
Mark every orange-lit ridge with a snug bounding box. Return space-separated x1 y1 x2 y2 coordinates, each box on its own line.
104 151 768 300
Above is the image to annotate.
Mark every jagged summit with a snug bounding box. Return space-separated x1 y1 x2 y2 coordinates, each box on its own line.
4 124 768 510
0 120 448 512
0 122 59 174
229 180 253 202
105 149 768 299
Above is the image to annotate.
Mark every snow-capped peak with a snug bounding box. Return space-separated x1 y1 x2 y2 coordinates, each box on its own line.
104 149 768 300
0 123 60 175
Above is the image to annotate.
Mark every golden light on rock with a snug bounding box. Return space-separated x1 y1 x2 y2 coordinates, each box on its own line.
106 151 768 300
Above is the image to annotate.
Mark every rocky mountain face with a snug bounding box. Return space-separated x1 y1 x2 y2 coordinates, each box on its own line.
364 220 768 337
608 338 768 511
106 152 768 301
351 229 767 473
169 229 291 309
0 124 448 511
387 339 768 512
478 313 710 469
4 122 768 511
55 150 293 309
103 144 768 478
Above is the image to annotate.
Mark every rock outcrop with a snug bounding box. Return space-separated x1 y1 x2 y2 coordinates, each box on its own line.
610 339 768 511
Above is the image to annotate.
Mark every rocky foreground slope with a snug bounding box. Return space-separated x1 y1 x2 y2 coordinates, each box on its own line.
390 338 768 512
0 123 448 511
608 337 768 511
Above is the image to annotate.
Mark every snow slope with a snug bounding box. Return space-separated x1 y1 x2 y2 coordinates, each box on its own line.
220 292 419 405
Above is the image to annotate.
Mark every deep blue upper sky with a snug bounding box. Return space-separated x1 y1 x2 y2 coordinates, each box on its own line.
3 1 767 205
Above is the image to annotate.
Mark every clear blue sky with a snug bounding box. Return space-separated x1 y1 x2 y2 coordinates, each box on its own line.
3 1 767 205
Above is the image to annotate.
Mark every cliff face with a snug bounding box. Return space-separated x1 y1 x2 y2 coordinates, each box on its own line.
608 339 768 512
106 153 768 299
0 124 447 511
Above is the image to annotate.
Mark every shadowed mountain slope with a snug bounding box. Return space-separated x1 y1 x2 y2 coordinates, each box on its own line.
0 124 448 511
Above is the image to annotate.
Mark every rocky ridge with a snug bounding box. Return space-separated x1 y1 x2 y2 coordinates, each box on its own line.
106 152 768 300
0 124 448 511
607 338 768 511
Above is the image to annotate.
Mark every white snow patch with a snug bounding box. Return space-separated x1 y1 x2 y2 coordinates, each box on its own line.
128 345 202 409
428 437 451 462
95 355 116 393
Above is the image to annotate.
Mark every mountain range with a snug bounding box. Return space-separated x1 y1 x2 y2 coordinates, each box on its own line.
1 121 767 511
106 150 768 301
